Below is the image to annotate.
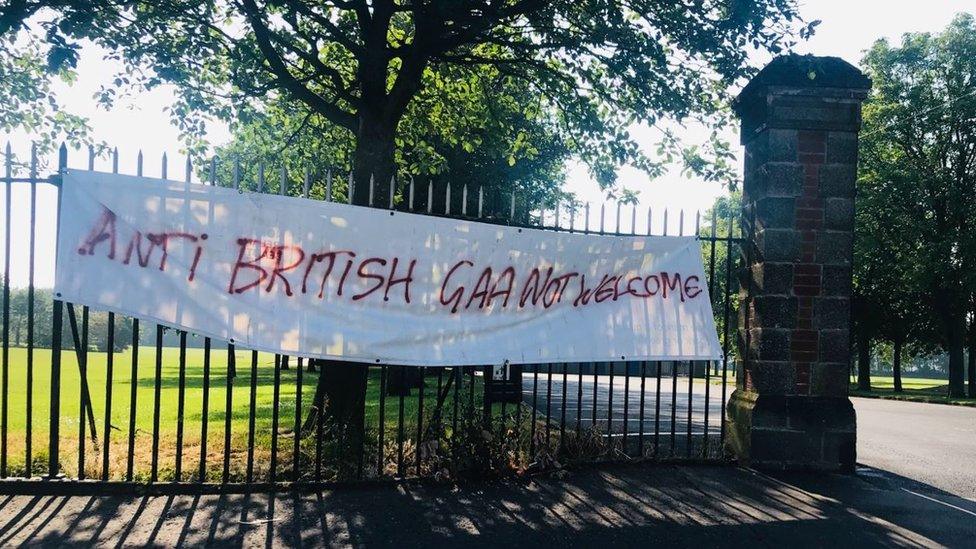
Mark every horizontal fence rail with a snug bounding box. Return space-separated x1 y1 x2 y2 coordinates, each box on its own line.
0 143 743 490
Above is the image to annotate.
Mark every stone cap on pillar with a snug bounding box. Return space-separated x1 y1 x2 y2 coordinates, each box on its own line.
734 54 872 144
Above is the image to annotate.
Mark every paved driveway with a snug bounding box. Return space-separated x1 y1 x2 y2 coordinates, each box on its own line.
521 371 729 436
520 374 976 502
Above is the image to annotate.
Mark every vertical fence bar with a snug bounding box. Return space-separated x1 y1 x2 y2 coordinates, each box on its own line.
47 144 68 478
358 370 367 481
396 366 405 477
663 212 675 456
223 346 234 483
687 360 694 458
125 152 144 482
654 361 662 458
99 148 119 481
593 205 604 432
25 144 38 477
175 331 188 480
1 144 10 477
293 353 304 481
638 361 647 456
559 364 567 452
314 361 324 482
199 337 211 482
78 306 90 479
48 303 64 478
101 324 115 480
270 354 281 482
468 366 475 427
63 304 91 479
481 366 490 433
151 324 163 481
197 157 216 483
655 211 666 460
246 350 258 483
577 203 589 433
703 209 718 456
720 211 735 445
126 318 139 481
223 159 240 484
509 192 515 221
377 365 387 476
683 216 694 458
637 208 652 456
529 364 538 456
416 366 425 476
545 363 553 447
451 366 460 462
670 365 678 457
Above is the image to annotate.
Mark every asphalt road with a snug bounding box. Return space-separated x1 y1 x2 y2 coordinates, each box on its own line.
520 374 976 501
853 397 976 501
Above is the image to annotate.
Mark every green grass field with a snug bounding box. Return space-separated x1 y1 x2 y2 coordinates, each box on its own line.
0 346 486 481
849 375 976 406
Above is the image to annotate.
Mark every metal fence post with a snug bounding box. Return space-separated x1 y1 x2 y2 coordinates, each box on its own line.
47 143 68 478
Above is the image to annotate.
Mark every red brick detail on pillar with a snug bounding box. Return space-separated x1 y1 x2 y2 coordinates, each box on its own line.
792 130 826 395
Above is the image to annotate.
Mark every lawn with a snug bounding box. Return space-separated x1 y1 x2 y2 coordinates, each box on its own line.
0 346 488 481
849 375 976 407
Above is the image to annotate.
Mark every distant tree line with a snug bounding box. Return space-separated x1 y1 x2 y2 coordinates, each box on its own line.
854 14 976 398
0 285 133 352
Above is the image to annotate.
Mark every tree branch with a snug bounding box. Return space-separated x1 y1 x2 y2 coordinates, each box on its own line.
239 0 356 131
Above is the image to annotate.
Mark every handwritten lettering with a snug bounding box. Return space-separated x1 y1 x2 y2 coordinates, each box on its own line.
75 209 707 314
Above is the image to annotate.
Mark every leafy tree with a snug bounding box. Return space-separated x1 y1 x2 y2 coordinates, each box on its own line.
2 286 133 351
858 14 976 398
0 31 93 157
212 59 573 220
8 0 812 462
701 191 741 367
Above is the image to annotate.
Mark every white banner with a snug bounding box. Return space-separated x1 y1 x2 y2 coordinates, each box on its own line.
55 170 722 366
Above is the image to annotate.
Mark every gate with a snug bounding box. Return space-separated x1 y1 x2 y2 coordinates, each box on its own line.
0 143 742 491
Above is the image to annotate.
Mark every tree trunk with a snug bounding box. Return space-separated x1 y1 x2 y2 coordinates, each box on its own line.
857 332 871 391
351 111 396 207
892 334 903 393
304 109 399 468
946 312 967 398
386 366 423 396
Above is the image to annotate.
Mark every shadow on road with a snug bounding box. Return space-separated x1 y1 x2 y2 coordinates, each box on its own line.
0 464 972 547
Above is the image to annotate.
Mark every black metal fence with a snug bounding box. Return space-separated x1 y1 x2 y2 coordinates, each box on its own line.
0 143 742 490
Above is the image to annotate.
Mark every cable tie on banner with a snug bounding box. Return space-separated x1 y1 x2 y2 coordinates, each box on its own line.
492 359 511 381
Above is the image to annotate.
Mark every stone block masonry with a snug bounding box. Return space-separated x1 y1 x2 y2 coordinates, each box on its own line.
726 55 870 471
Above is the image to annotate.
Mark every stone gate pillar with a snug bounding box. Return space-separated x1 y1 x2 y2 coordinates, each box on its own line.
726 55 871 471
